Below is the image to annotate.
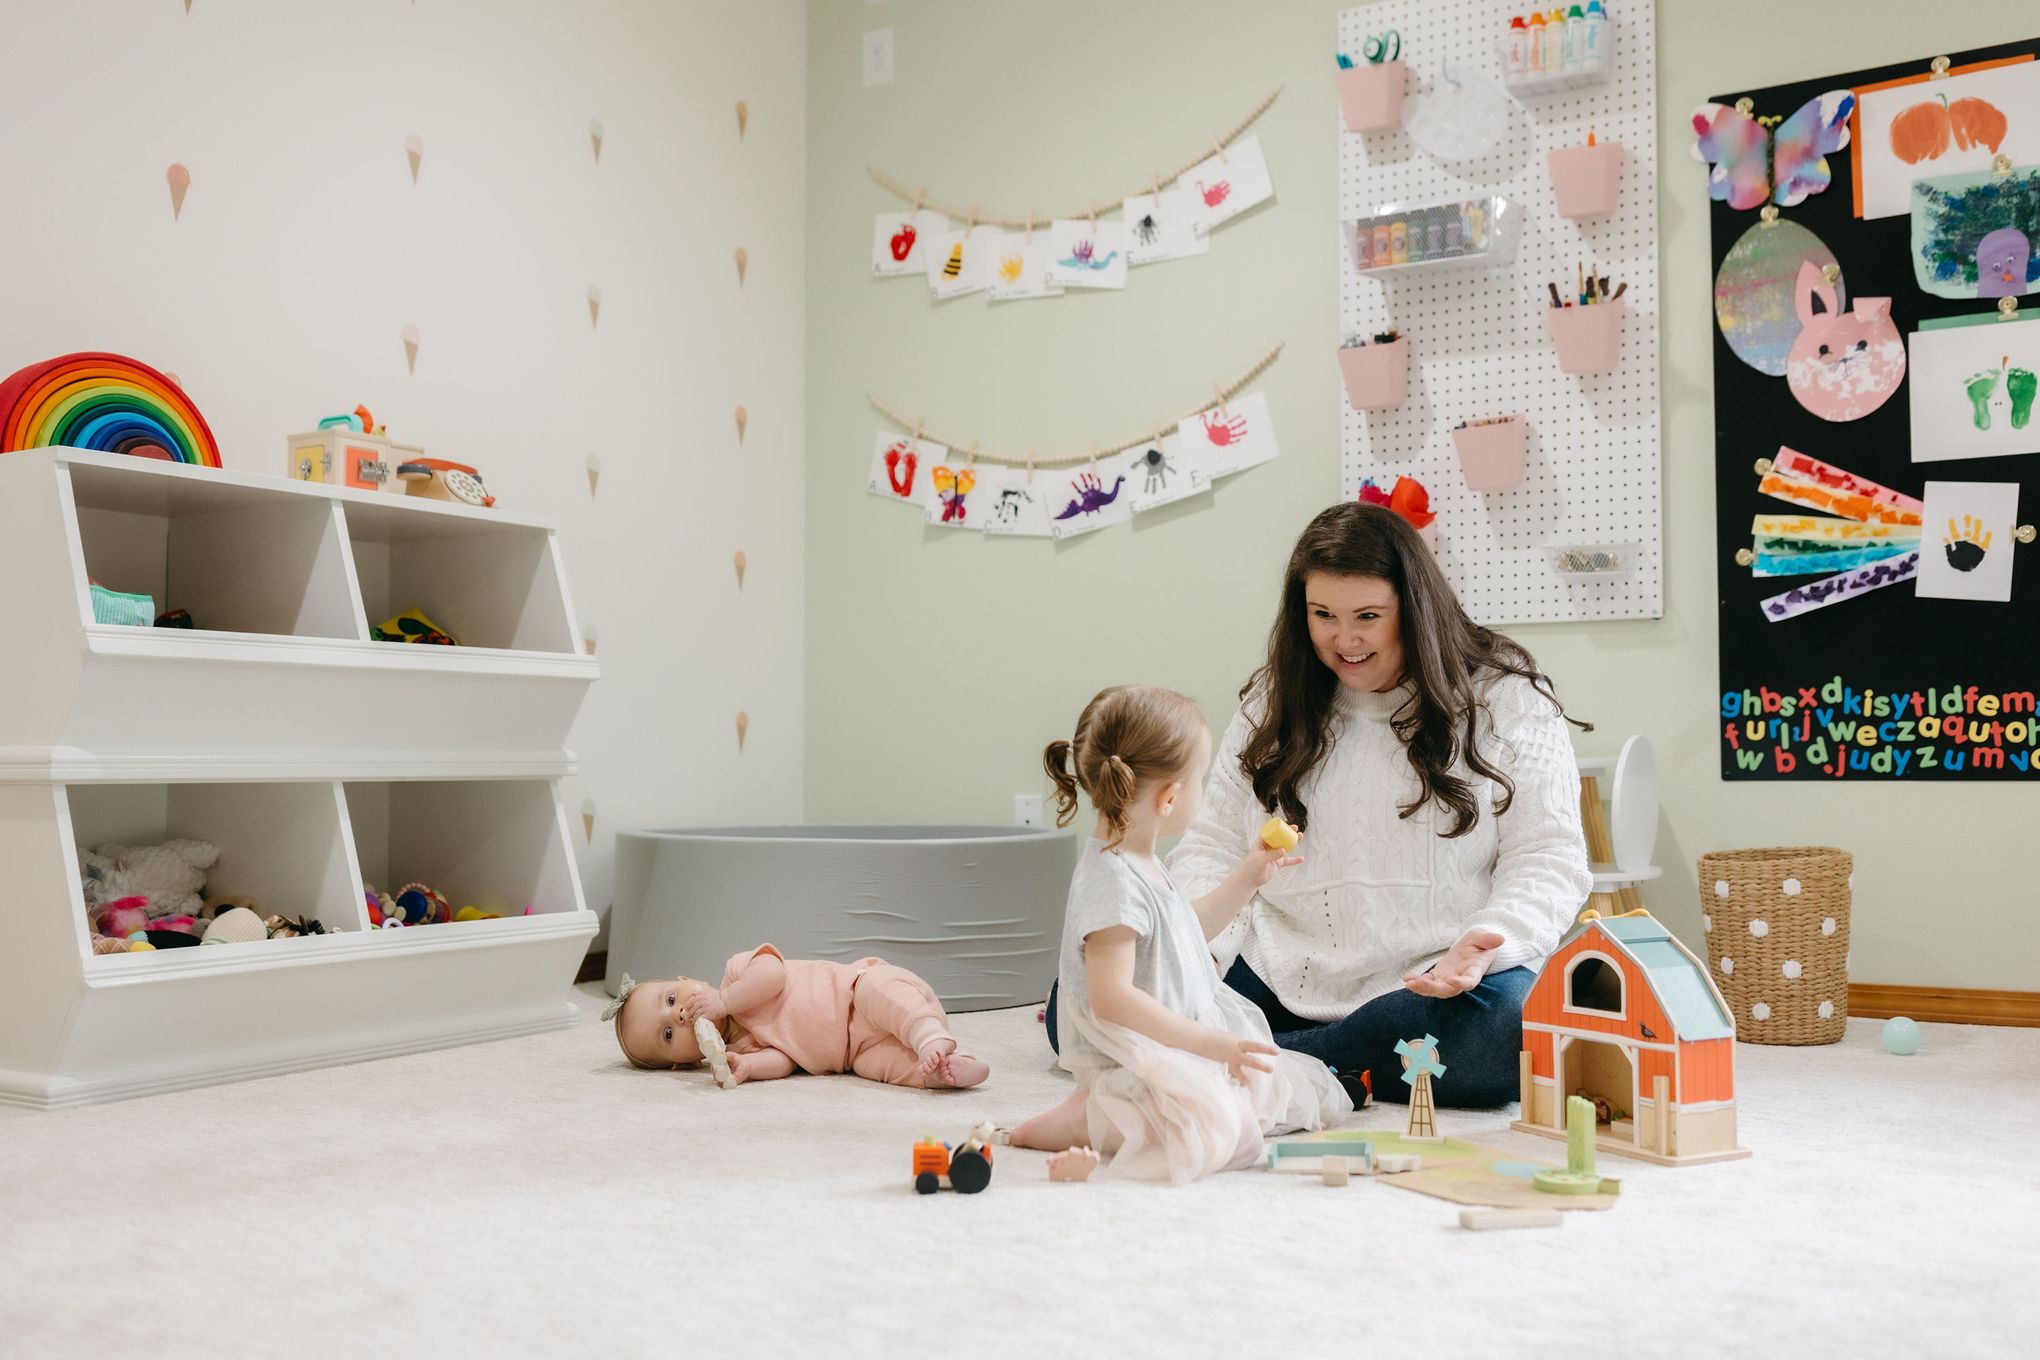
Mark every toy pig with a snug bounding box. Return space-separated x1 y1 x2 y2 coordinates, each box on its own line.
1785 261 1906 422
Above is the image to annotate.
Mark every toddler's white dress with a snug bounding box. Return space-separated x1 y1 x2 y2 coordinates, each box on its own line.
1055 840 1350 1183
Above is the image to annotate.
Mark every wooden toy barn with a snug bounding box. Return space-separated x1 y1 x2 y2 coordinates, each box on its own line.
1510 910 1751 1165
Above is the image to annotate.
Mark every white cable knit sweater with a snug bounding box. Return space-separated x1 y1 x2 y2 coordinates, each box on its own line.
1168 670 1592 1023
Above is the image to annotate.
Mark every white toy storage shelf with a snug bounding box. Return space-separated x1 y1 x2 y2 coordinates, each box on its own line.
0 448 600 1108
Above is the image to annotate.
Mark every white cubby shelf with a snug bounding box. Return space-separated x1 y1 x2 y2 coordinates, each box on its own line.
0 448 599 1108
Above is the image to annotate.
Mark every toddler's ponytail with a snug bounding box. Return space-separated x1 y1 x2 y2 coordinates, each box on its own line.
1044 685 1207 851
1043 738 1082 828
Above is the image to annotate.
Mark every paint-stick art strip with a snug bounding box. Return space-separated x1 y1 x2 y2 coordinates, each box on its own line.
1758 474 1923 526
1760 551 1918 621
1750 514 1920 544
1751 540 1912 577
1771 446 1925 515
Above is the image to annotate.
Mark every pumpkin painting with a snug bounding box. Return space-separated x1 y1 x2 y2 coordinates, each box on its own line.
1890 94 2009 165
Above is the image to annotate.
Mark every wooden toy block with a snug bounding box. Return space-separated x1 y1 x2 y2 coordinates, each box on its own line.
1376 1153 1422 1173
1321 1156 1352 1186
1459 1209 1563 1231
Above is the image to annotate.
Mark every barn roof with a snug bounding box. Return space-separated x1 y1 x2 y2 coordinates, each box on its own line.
1558 914 1735 1042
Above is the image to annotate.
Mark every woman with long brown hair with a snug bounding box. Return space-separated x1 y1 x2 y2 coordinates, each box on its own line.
1044 502 1591 1106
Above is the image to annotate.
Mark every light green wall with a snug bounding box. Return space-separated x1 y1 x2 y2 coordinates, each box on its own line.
805 0 2038 990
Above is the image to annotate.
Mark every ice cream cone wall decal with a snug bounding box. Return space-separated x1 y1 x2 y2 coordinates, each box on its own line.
166 163 190 220
587 284 602 328
581 797 597 843
582 622 598 656
589 118 604 164
736 100 748 138
735 711 749 753
401 323 421 375
404 133 423 184
585 453 601 497
733 549 747 589
735 246 748 285
734 404 747 444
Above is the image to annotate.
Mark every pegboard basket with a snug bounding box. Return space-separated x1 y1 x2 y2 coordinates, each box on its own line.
1547 298 1624 374
1338 337 1407 410
1549 141 1622 219
1697 846 1852 1046
1451 417 1525 492
1338 60 1406 133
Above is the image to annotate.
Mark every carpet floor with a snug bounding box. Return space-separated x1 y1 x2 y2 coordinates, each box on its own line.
0 983 2031 1359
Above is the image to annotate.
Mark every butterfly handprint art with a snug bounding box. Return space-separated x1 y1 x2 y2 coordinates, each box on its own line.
1692 91 1856 211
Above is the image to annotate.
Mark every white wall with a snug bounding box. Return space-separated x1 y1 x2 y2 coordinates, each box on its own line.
803 0 2040 991
1 0 808 943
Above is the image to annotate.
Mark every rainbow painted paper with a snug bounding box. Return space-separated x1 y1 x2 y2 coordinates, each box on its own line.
1714 218 1843 376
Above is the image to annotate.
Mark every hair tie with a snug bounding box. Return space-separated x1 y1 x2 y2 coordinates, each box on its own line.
601 973 638 1021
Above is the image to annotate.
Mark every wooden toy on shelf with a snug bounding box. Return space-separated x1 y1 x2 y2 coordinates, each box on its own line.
1396 1033 1445 1141
397 457 495 508
912 1121 996 1194
286 407 410 495
1510 909 1752 1166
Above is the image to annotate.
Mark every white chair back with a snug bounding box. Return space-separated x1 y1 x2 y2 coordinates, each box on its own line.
1608 734 1658 876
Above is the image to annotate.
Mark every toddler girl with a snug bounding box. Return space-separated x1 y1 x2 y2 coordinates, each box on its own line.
1010 685 1350 1182
607 943 989 1089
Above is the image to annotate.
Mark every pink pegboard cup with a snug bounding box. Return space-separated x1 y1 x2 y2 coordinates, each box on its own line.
1547 298 1624 374
1451 417 1526 492
1338 60 1406 133
1338 337 1407 410
1548 141 1622 219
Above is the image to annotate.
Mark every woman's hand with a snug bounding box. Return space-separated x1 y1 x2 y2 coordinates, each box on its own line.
1401 928 1506 998
1234 833 1304 890
1205 1032 1279 1083
677 984 729 1024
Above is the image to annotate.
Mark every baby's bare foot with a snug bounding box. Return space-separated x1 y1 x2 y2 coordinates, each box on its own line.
916 1036 957 1079
932 1051 989 1089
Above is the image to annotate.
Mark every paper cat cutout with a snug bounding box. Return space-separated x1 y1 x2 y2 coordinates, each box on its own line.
1785 262 1905 422
1692 91 1856 211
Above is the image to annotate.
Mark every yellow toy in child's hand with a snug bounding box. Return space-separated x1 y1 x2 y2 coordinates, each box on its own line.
1259 817 1300 852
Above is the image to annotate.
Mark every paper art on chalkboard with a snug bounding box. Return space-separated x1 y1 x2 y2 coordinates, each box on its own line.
1911 164 2040 299
1714 218 1845 375
1906 314 2040 462
1691 91 1854 212
1916 481 2018 602
1751 450 1928 620
1783 263 1904 421
1759 445 1923 525
1852 58 2040 219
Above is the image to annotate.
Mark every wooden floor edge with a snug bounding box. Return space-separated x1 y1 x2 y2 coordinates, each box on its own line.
1848 983 2040 1028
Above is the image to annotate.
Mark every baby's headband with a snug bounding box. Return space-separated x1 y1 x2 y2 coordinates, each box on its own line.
601 973 638 1021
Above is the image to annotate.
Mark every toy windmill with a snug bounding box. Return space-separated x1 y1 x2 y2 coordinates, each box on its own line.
1396 1034 1446 1140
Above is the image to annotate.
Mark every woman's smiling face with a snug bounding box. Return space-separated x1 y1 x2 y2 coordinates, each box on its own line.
1304 572 1404 692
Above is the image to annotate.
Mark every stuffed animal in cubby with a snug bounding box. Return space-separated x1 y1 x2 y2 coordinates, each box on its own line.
78 838 220 921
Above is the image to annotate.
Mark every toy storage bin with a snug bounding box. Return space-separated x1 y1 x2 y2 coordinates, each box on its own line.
1547 298 1624 374
1338 338 1408 410
1337 59 1406 133
342 778 585 925
66 458 360 640
1697 846 1851 1045
344 499 579 653
1548 142 1622 218
1451 417 1526 491
64 780 368 960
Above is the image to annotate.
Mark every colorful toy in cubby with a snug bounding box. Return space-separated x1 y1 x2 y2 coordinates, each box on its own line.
78 839 220 949
0 352 221 465
371 607 459 645
393 882 451 926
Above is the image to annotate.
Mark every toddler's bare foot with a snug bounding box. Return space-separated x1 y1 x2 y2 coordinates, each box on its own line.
932 1051 989 1089
1009 1087 1089 1151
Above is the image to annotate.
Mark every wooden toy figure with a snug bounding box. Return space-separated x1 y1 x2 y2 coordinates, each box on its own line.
913 1121 996 1194
1396 1034 1445 1141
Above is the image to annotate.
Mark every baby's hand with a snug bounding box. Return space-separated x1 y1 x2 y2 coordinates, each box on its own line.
1208 1034 1278 1084
723 1050 754 1085
677 985 728 1024
1237 830 1303 888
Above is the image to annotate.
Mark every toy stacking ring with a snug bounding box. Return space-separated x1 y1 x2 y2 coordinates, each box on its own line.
1363 29 1401 64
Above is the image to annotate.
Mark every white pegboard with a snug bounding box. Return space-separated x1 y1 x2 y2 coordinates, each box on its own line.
1339 0 1662 624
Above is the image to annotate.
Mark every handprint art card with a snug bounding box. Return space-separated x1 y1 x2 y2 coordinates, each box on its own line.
976 464 1056 538
1043 220 1129 290
872 209 949 277
1907 313 2040 462
1916 481 2017 602
984 232 1063 302
1177 134 1275 236
1047 450 1142 540
925 224 1002 302
1125 433 1213 515
1178 390 1279 479
866 430 946 513
1122 190 1210 267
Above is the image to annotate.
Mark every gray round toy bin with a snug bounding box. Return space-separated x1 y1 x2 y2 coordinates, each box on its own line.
605 825 1078 1011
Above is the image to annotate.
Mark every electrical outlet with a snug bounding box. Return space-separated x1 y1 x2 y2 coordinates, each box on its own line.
1013 793 1044 828
862 27 894 87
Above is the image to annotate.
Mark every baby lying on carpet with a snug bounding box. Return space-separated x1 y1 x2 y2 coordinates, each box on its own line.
607 942 989 1090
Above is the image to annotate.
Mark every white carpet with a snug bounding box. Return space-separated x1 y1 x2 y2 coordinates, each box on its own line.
0 984 2031 1359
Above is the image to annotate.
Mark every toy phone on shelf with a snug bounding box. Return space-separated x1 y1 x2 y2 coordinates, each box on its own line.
397 458 495 508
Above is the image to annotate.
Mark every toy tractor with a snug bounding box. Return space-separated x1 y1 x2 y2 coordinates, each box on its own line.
912 1121 996 1194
